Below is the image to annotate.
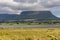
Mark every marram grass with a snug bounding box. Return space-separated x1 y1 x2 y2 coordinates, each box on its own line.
0 28 60 40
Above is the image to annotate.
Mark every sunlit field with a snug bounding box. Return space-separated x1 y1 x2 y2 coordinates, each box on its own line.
0 28 60 40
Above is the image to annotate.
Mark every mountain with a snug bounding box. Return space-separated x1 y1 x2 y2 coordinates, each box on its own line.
0 14 18 21
0 11 59 22
19 11 60 21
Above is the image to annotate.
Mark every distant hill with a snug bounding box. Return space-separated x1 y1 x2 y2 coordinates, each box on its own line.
0 11 59 22
0 14 18 21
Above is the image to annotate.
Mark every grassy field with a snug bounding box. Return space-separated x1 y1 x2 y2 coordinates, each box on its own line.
0 21 60 26
0 28 60 40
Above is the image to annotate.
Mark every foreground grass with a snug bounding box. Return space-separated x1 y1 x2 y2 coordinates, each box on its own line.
0 28 60 40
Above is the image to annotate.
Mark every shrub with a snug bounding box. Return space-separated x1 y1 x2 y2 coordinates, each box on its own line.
26 38 33 40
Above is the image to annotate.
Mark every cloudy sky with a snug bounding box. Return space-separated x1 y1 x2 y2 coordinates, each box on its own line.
0 0 60 17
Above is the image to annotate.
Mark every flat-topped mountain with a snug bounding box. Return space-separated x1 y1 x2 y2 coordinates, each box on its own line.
0 11 59 21
20 11 59 19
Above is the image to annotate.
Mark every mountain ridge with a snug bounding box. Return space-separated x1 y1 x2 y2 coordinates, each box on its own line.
0 11 59 21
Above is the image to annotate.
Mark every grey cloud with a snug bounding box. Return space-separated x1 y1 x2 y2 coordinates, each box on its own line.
14 0 60 9
14 0 37 3
0 0 60 14
40 0 60 8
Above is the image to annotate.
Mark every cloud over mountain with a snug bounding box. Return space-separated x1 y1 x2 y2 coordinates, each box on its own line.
0 0 60 14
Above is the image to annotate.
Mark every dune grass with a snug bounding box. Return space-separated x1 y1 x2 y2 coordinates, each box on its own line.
0 28 60 40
